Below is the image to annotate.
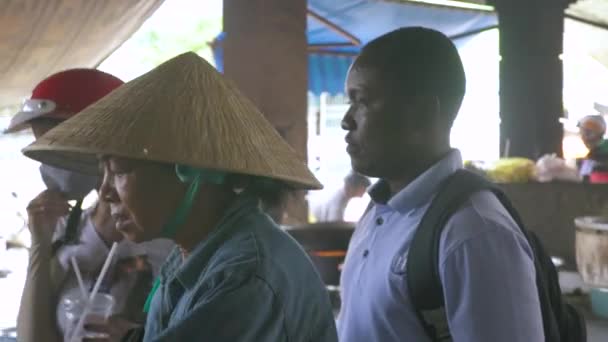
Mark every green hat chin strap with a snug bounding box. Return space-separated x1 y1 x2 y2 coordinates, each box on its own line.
160 165 225 239
144 165 225 313
159 170 200 239
144 278 161 313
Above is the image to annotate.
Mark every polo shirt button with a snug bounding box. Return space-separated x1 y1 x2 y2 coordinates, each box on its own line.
376 217 384 225
363 250 369 258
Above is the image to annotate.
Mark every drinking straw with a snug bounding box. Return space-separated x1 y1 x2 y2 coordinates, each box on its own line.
69 242 118 342
70 257 87 299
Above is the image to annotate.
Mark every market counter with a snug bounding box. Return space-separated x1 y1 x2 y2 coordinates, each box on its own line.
498 182 608 270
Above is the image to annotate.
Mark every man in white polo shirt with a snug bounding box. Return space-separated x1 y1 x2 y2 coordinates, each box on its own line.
338 27 543 342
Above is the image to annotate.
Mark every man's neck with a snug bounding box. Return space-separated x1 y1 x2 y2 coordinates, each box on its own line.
386 148 451 196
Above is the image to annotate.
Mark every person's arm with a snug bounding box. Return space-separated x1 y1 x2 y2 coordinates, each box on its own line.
17 190 69 342
17 238 64 342
151 277 288 342
440 216 544 342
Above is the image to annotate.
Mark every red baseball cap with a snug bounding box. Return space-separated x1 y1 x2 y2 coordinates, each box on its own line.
5 68 124 133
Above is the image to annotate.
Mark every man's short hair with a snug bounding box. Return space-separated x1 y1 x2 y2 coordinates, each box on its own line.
345 171 371 189
357 27 466 124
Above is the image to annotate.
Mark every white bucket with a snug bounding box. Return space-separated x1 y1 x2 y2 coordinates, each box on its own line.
574 216 608 288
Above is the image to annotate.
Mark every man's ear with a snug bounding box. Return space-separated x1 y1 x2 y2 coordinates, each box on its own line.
426 95 452 133
432 96 442 120
408 95 441 133
423 95 441 123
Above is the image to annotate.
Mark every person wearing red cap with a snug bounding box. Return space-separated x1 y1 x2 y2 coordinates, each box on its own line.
8 69 173 342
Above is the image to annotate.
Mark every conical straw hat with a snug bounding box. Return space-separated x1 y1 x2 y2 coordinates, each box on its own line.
23 52 322 190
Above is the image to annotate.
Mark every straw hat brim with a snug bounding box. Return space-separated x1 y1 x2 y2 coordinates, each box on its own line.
22 52 322 190
24 146 322 190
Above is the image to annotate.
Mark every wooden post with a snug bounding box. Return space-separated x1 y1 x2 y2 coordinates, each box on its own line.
490 0 576 159
223 0 309 224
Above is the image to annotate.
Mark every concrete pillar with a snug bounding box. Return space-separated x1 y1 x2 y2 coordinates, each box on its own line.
223 0 309 224
490 0 576 159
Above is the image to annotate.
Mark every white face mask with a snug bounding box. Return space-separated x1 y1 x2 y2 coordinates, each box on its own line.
39 164 100 200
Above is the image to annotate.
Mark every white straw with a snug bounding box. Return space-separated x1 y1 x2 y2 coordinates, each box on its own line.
504 138 511 158
70 242 118 342
70 257 87 299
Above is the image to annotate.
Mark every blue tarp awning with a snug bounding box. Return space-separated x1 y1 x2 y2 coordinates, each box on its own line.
212 0 497 95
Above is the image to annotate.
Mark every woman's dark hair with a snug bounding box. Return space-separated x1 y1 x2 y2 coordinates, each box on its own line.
226 174 293 223
250 179 291 208
251 178 292 224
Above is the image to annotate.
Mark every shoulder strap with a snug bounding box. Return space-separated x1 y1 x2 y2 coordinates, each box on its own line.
51 199 83 256
406 170 568 342
406 169 495 312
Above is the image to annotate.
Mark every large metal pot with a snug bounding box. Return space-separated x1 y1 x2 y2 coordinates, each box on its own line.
575 216 608 287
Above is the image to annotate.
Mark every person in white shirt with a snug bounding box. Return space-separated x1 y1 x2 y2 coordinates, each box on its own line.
8 69 174 342
314 171 370 222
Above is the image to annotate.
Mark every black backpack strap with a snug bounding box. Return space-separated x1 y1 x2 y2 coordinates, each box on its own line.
51 199 83 256
406 169 496 340
407 170 493 309
479 191 566 341
405 170 583 342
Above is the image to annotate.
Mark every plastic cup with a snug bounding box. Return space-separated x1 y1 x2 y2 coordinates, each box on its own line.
59 288 114 342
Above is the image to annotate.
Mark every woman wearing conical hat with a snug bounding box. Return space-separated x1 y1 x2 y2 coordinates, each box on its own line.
24 52 337 341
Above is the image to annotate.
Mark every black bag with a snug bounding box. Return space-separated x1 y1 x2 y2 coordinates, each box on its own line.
404 170 586 342
51 199 84 256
